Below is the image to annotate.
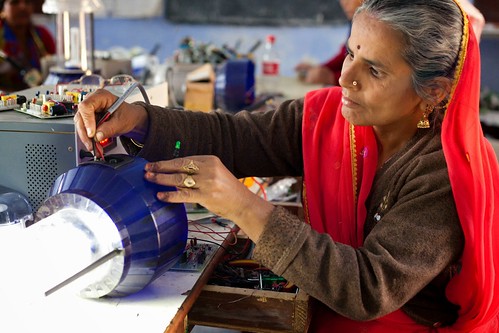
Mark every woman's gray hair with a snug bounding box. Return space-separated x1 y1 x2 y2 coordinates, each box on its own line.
356 0 463 105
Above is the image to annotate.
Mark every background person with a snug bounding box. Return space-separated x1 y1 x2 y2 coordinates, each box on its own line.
294 0 362 86
76 0 498 331
0 0 55 92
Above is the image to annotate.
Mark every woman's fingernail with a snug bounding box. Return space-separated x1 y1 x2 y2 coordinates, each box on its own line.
95 132 104 141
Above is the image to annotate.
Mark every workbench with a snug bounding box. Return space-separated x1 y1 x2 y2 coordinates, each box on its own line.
0 76 318 333
0 212 237 333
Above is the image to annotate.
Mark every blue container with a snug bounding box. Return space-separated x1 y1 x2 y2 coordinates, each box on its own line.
44 66 86 85
34 154 188 298
215 58 255 113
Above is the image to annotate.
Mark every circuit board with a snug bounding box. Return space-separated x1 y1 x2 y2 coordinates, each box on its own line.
10 84 100 119
170 242 218 272
13 108 74 119
0 93 22 111
0 105 18 111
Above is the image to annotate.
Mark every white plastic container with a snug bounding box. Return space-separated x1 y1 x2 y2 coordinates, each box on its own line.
259 34 281 95
0 186 33 234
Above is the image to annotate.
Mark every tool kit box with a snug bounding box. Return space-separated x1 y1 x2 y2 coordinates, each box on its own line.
188 219 311 333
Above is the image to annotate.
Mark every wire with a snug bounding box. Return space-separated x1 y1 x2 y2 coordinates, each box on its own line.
188 218 238 243
224 236 252 260
251 177 268 201
187 237 228 252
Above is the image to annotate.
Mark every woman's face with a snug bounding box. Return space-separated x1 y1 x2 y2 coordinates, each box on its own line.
2 0 34 28
339 12 423 132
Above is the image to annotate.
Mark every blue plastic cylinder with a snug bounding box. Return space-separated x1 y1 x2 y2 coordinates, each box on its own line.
215 58 255 113
34 154 188 298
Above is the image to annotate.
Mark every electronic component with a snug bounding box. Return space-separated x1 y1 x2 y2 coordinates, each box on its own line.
0 93 27 111
207 237 296 293
14 89 89 119
170 241 218 272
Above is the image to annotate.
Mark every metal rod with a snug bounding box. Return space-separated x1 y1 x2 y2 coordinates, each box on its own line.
45 248 123 297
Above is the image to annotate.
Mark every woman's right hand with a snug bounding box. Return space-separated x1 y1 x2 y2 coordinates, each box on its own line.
75 89 149 152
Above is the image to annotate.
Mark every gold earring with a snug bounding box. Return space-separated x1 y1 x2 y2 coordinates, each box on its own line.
417 105 433 129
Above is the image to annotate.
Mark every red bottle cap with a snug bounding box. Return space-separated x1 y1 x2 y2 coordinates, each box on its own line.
266 34 276 44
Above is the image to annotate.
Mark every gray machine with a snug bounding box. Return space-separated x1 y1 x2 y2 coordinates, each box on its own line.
0 83 167 212
0 108 124 211
0 109 84 211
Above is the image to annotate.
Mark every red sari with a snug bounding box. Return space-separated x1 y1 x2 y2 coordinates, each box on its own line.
301 2 499 332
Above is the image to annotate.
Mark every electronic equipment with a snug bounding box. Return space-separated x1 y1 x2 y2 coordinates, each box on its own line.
33 154 188 298
0 82 168 212
0 106 79 211
0 103 121 212
171 242 218 272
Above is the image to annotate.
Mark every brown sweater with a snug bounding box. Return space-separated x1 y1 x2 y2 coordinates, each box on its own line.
125 99 464 328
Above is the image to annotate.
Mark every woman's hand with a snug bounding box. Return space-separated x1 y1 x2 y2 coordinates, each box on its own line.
304 65 336 85
144 155 275 242
295 63 336 85
75 89 148 152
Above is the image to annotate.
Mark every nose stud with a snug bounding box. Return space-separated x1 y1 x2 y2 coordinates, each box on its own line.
352 80 358 86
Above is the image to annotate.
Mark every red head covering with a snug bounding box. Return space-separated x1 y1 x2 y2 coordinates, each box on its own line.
302 0 499 331
442 2 499 331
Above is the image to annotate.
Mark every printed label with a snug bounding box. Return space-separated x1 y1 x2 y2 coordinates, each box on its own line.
262 61 280 75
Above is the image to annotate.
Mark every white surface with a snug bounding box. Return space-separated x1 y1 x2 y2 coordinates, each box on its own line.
0 213 231 333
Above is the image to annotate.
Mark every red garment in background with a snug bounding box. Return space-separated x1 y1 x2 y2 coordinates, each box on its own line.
320 44 347 86
0 18 55 91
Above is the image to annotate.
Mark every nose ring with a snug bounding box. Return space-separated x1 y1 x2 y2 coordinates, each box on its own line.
352 80 358 86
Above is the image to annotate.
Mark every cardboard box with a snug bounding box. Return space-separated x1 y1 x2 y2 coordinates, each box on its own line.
183 64 215 112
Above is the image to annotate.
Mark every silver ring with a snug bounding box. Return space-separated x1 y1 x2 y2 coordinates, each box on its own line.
352 80 358 86
183 175 196 188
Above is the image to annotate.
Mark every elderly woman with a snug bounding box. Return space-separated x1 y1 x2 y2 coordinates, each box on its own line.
295 0 485 86
76 0 498 331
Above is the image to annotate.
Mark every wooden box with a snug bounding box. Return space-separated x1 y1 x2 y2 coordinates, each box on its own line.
188 284 312 333
188 230 311 333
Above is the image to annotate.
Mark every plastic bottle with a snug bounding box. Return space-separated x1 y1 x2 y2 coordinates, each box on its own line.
260 34 281 95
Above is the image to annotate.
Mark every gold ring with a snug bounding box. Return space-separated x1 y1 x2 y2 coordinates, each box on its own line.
183 175 196 188
183 160 199 175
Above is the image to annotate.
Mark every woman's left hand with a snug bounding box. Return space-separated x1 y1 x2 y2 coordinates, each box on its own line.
144 155 274 242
